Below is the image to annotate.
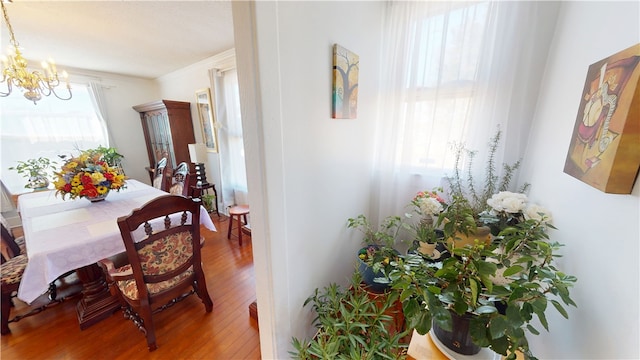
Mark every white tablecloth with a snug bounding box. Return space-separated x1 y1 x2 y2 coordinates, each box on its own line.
17 179 216 303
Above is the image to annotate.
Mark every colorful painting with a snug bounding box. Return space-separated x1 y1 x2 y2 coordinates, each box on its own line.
564 44 640 194
332 44 359 119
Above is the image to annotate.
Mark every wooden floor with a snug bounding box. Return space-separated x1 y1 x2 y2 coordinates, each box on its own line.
1 215 261 360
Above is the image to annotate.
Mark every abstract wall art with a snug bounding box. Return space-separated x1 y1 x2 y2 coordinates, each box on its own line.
564 43 640 194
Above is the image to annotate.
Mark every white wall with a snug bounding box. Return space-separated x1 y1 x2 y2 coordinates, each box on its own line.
155 50 237 209
521 2 639 358
233 1 384 358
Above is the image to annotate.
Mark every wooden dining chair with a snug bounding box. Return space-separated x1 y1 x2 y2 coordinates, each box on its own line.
152 157 169 191
168 162 189 196
98 195 213 351
1 219 80 335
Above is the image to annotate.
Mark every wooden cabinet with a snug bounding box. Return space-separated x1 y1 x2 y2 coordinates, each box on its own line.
133 100 196 182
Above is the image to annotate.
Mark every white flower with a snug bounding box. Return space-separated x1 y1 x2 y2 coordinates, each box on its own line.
524 204 553 224
487 191 528 214
418 197 443 216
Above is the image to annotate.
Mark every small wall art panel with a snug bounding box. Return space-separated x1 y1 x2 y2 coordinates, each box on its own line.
332 44 359 119
564 43 640 194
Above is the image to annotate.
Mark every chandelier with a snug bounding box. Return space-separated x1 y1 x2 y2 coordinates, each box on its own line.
0 0 72 104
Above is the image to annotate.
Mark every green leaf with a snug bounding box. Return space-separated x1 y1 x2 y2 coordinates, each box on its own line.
551 299 569 319
489 316 508 339
505 304 523 327
477 261 498 276
476 305 498 314
503 265 524 277
491 336 510 356
527 324 540 335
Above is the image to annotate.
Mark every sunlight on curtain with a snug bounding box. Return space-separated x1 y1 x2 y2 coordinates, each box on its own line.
372 1 559 220
0 83 110 193
214 68 248 211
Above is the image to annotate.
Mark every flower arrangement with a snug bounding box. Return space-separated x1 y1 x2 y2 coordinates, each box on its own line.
480 190 553 235
53 148 126 200
411 189 445 217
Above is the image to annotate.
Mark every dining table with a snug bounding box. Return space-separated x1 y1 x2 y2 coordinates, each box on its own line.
17 179 216 329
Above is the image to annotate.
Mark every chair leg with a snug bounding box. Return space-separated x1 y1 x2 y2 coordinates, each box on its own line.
1 292 12 335
194 275 213 313
139 305 157 351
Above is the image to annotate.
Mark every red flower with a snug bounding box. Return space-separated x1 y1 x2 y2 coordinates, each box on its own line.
63 183 72 192
80 187 99 197
81 174 93 185
104 172 114 181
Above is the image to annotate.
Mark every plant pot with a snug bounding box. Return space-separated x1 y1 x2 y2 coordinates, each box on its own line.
357 246 395 293
433 311 481 355
27 174 49 190
418 242 437 257
86 191 109 202
448 226 492 249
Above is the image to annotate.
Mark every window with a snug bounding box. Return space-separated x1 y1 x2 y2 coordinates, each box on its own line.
374 1 556 218
0 83 109 193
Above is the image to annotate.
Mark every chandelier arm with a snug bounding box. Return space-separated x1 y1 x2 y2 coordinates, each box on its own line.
1 0 72 104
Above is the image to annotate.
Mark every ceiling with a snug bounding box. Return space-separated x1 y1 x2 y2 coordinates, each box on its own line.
1 1 236 79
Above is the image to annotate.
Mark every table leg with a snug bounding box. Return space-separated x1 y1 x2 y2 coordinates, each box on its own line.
75 263 121 330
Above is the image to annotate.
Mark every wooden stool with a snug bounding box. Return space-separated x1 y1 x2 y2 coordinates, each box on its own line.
227 205 250 245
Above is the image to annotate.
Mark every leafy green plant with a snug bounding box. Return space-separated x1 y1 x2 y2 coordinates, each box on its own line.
83 145 124 167
445 129 530 218
348 214 406 286
9 157 58 189
290 272 410 360
389 217 577 360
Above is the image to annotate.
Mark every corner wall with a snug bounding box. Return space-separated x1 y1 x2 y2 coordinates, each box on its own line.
233 1 385 358
521 2 639 358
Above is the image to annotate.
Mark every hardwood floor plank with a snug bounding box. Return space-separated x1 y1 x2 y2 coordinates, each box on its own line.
1 215 261 359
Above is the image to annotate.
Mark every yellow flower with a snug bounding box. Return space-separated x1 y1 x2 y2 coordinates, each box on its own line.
91 172 106 184
71 176 81 186
96 185 109 194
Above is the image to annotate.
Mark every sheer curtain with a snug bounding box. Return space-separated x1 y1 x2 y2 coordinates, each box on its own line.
372 1 558 221
212 68 248 211
0 82 110 193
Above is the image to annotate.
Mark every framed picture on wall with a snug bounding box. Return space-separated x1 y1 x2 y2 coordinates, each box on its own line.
195 88 219 153
563 43 640 194
332 44 359 119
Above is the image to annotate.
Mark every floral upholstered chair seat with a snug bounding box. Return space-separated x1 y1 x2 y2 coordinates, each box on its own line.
115 264 194 300
1 254 27 287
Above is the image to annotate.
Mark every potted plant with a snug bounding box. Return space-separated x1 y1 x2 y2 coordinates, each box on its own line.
444 129 530 235
290 272 410 359
384 131 578 359
347 214 405 292
9 157 58 190
407 189 446 259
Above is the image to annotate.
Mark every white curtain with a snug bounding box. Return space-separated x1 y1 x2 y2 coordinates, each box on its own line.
0 82 110 193
371 1 559 221
212 68 248 211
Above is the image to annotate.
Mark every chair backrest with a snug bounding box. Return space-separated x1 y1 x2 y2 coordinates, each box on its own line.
168 162 189 196
117 195 203 299
152 157 168 190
